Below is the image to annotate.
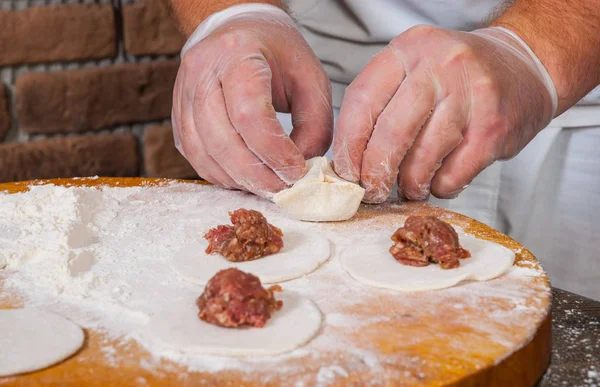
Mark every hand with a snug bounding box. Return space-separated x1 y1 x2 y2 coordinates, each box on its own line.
172 6 333 198
333 25 557 203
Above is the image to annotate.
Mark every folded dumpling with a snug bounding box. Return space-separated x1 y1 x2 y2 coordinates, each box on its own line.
273 157 365 222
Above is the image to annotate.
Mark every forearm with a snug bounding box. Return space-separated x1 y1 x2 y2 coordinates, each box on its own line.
492 0 600 115
169 0 285 36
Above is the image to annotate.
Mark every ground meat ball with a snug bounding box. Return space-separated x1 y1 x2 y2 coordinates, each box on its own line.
196 268 283 328
389 216 471 269
204 209 284 262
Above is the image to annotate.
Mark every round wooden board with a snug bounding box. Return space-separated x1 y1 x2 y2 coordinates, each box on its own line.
0 177 551 386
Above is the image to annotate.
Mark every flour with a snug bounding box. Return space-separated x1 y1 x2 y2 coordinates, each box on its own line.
316 365 349 385
0 183 551 384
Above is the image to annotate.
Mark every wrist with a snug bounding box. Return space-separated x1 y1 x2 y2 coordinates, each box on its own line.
491 2 600 115
180 3 295 58
491 20 568 115
170 0 286 36
474 26 558 121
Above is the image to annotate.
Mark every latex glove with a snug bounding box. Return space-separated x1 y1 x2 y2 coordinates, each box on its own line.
333 26 557 203
172 4 332 198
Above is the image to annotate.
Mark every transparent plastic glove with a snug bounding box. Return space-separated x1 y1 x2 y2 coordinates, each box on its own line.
172 4 333 198
333 26 557 203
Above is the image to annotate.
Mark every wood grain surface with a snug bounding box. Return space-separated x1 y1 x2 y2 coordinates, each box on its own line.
0 177 552 386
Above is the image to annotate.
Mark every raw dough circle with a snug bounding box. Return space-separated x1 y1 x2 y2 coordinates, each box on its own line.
0 309 84 377
171 229 330 284
143 292 322 356
341 233 515 291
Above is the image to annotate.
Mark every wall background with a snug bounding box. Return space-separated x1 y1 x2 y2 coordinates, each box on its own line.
0 0 197 183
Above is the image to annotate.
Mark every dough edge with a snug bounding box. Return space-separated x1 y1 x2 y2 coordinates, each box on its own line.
341 234 516 292
0 309 85 377
170 229 331 285
142 292 323 357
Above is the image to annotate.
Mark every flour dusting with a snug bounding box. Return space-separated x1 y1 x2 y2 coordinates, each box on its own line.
0 182 551 385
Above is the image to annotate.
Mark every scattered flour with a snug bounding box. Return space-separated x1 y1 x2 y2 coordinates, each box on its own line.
316 365 349 385
0 183 551 383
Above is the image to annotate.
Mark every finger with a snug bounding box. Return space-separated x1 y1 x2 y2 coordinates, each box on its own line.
360 73 436 203
429 131 498 199
175 78 242 190
197 83 287 198
287 60 334 158
180 133 243 190
333 46 407 182
221 53 306 185
430 91 509 198
397 97 468 201
171 69 185 156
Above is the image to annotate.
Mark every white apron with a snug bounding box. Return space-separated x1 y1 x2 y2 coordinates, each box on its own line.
277 0 600 299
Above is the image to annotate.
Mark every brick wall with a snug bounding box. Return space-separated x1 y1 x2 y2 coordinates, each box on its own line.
0 0 197 183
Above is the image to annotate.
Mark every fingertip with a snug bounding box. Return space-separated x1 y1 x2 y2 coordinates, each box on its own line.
430 142 495 199
362 190 389 204
332 161 359 183
291 123 332 160
332 116 367 183
397 165 437 202
289 92 334 160
277 156 308 185
239 176 288 200
400 184 431 201
332 141 361 183
430 173 467 199
361 182 391 204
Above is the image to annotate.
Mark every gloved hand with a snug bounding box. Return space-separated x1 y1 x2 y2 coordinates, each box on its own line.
172 4 333 198
333 25 557 203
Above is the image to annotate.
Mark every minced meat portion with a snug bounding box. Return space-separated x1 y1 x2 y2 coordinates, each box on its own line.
389 216 471 269
196 268 283 328
204 209 284 262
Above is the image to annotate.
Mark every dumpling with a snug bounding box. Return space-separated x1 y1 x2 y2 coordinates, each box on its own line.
272 157 365 222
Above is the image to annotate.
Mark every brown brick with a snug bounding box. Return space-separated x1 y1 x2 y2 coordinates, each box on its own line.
0 84 10 140
16 61 179 134
123 0 185 56
0 134 139 183
0 4 116 66
144 125 197 179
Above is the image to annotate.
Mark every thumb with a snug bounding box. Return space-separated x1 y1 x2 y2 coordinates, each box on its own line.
288 66 334 158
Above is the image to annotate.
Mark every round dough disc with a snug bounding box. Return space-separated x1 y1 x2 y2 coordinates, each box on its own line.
171 229 330 284
0 309 84 377
341 233 515 291
143 292 322 356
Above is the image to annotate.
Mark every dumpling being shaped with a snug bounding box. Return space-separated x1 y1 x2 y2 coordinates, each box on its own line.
272 157 365 222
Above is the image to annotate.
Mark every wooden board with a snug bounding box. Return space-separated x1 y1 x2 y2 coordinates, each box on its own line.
0 177 552 386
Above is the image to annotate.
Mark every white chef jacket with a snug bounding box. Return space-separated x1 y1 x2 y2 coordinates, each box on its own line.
276 0 600 299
